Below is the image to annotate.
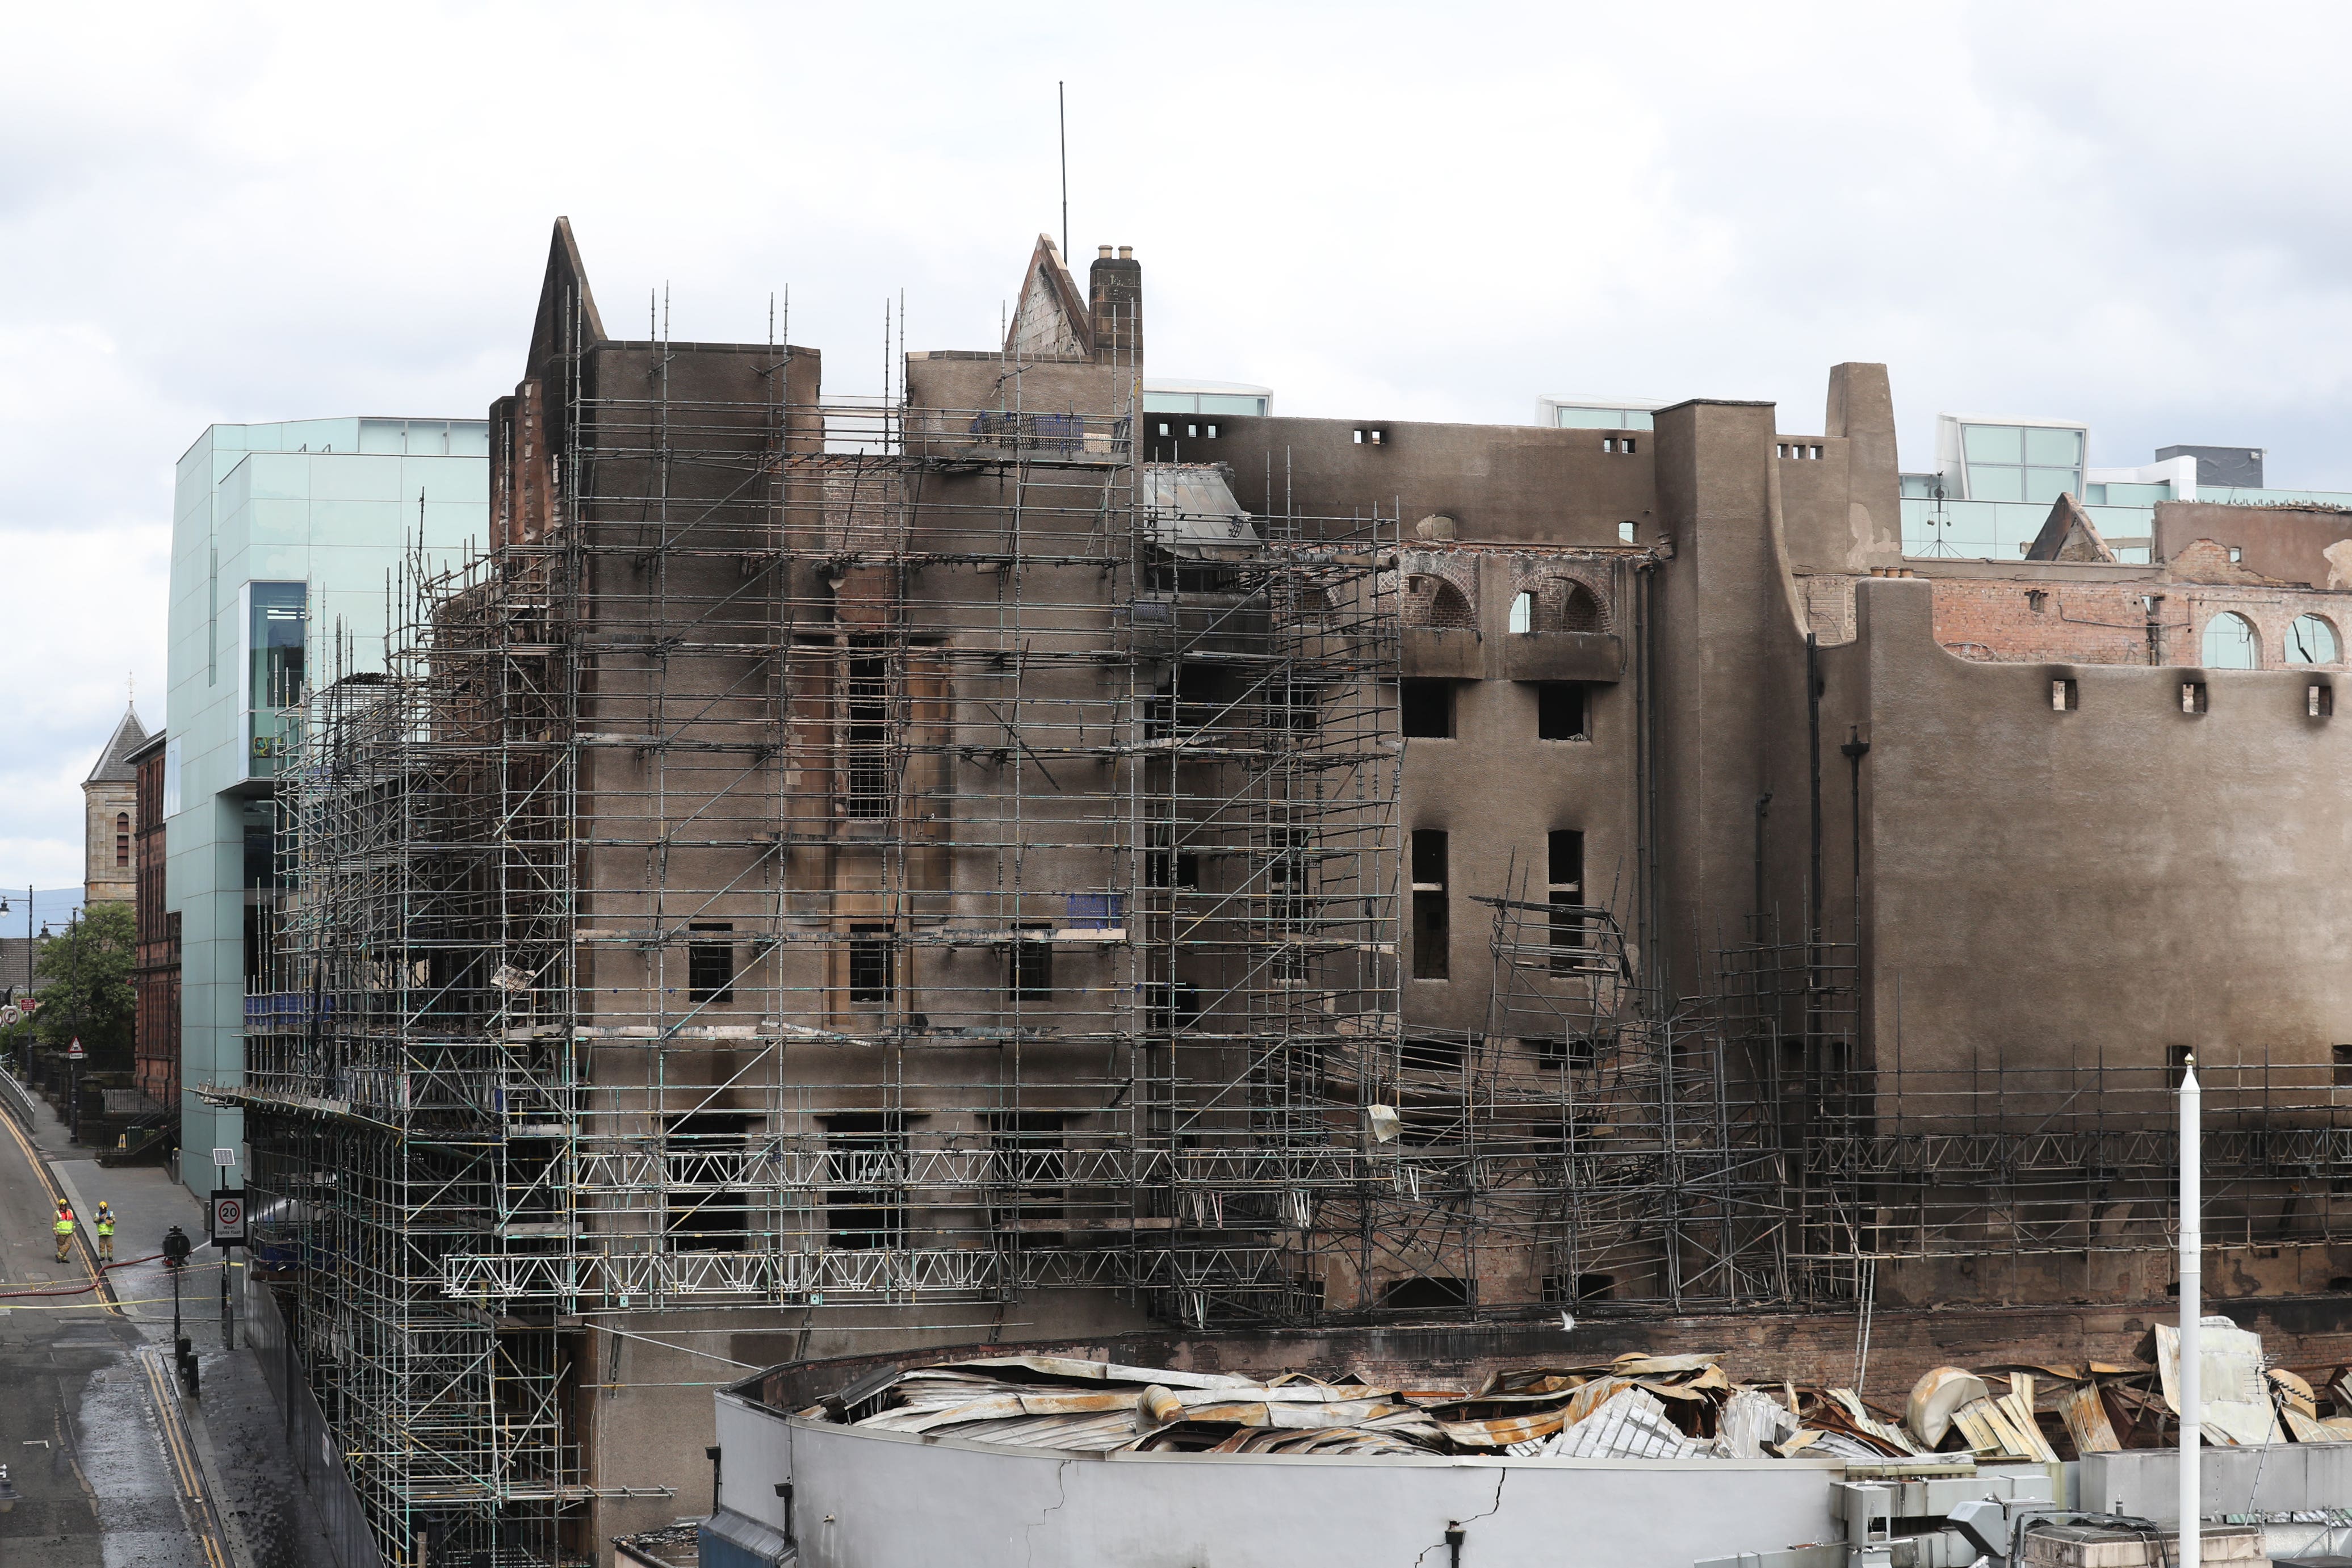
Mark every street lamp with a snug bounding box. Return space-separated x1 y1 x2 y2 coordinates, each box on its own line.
163 1225 199 1395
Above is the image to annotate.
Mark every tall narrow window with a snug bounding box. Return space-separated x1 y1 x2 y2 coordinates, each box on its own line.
114 812 130 869
246 581 306 777
844 642 892 817
824 1113 905 1250
1010 923 1053 1001
1509 592 1535 634
664 1111 752 1251
1411 829 1449 980
687 923 736 1004
1548 829 1585 972
988 1112 1066 1243
1537 683 1586 740
848 924 893 1005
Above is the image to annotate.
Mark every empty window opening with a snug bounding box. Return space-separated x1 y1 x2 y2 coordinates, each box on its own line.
1603 435 1638 455
2182 681 2209 714
844 645 892 816
688 923 737 1004
2201 612 2258 670
2290 614 2341 665
2333 1277 2352 1293
1537 681 1587 740
1146 825 1200 890
2315 684 2336 718
665 1110 754 1251
2052 678 2078 711
1411 828 1449 980
1352 427 1385 446
1010 922 1054 1001
1617 521 1638 544
1401 679 1455 738
2334 1045 2352 1089
1147 979 1202 1031
2026 589 2049 613
824 1113 905 1250
1156 421 1170 437
1185 422 1198 438
1516 576 1608 635
1401 1034 1466 1073
1548 829 1585 971
848 924 893 1005
1204 423 1217 438
2167 1045 2194 1080
1401 573 1476 629
1380 1277 1470 1311
115 811 129 867
1531 1031 1602 1071
2228 545 2245 563
987 1112 1066 1239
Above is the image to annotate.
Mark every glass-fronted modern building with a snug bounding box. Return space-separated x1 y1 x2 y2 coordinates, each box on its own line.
1904 412 2352 562
163 416 488 1195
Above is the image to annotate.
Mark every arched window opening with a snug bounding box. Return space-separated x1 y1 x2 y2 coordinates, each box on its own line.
2288 614 2340 665
2202 611 2259 670
1519 576 1610 635
1401 573 1476 630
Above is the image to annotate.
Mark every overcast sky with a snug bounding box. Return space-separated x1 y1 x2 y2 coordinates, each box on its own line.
4 1 2349 885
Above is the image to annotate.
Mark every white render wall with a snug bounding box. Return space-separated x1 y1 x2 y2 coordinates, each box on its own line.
715 1393 1848 1568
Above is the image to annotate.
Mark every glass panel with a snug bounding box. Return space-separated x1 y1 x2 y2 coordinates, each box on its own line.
2025 467 2078 502
1197 394 1265 417
2024 426 2082 466
2288 615 2340 664
1963 424 2023 463
1553 406 1623 428
248 581 306 777
2202 612 2259 670
1624 411 1654 430
2083 484 2107 504
1968 464 2024 502
1141 393 1197 414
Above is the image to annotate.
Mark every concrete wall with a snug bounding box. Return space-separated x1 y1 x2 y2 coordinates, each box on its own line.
717 1402 1846 1568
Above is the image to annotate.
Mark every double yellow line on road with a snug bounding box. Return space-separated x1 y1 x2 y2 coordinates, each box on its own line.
140 1347 232 1568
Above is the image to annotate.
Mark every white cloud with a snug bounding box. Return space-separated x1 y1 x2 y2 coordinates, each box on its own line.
8 0 2352 877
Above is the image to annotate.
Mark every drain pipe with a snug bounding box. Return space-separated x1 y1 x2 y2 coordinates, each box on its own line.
1446 1520 1467 1567
2181 1056 2202 1568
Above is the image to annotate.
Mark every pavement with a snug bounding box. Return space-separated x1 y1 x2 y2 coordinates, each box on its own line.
0 1074 340 1568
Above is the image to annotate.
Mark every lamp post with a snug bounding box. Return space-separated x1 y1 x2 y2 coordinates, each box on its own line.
163 1224 198 1395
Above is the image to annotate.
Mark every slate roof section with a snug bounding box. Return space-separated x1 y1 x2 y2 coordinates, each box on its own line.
85 705 149 785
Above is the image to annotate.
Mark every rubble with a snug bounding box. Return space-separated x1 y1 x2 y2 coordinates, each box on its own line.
811 1324 2352 1464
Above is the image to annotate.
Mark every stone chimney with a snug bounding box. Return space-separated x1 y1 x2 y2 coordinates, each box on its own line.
1089 244 1142 365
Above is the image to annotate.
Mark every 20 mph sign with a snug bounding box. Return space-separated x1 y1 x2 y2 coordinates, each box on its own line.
210 1192 247 1247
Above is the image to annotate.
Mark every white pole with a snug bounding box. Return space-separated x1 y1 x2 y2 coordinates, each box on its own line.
2180 1055 2200 1568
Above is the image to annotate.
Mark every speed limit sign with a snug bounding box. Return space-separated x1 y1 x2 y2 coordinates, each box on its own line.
210 1190 247 1248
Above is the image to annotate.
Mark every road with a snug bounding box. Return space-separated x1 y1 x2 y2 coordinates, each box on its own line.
0 1102 233 1567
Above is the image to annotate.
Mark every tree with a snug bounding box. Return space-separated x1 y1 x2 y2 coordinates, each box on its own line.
31 904 135 1072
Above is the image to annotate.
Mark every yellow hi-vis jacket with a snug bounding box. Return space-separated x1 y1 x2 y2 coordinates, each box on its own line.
94 1214 114 1237
53 1213 74 1237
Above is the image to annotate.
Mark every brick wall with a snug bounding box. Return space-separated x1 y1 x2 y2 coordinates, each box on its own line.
1927 577 2352 668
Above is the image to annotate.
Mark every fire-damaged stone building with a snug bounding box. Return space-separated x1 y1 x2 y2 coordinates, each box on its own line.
220 220 2352 1563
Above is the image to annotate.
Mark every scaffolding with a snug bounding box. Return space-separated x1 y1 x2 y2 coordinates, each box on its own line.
208 292 2352 1565
225 309 1445 1560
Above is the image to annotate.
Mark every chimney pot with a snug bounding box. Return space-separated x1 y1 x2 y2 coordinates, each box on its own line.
1118 246 1133 259
1097 245 1113 259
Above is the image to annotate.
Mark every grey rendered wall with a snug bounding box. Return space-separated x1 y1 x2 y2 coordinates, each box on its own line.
737 1413 1843 1568
2083 1444 2352 1521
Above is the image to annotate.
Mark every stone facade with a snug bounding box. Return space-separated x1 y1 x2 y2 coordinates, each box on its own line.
81 705 146 906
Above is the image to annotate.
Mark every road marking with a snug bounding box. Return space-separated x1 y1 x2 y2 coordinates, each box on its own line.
0 1102 117 1317
140 1347 230 1568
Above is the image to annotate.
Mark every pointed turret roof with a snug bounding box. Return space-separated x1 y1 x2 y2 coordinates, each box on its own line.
84 706 149 786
